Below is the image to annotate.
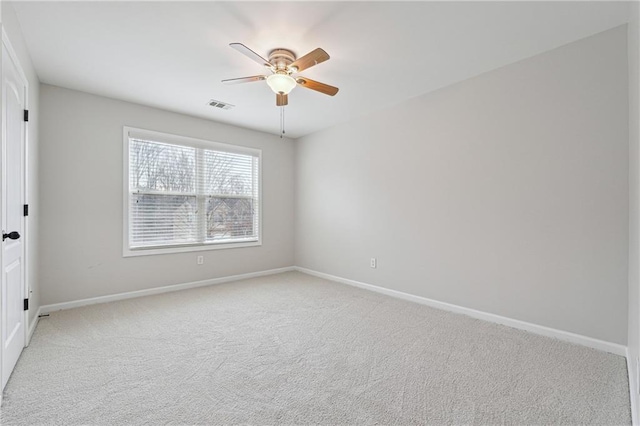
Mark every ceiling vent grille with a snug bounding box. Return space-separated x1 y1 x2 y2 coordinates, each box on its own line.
208 99 235 110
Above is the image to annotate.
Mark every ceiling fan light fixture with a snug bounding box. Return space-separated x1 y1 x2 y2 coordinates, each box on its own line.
266 73 297 95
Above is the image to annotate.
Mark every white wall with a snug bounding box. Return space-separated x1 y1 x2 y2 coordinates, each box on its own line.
1 2 40 326
295 26 629 345
628 1 640 420
39 85 294 305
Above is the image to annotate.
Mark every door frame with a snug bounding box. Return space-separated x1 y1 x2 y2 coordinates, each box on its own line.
0 25 30 393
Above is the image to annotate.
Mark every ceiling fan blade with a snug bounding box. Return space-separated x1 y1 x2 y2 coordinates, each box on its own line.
276 93 288 106
296 77 339 96
221 75 266 85
289 48 330 73
230 43 272 69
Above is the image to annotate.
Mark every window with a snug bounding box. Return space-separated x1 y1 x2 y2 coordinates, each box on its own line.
123 127 261 256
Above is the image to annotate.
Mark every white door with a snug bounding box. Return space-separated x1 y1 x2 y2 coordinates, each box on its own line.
1 40 26 390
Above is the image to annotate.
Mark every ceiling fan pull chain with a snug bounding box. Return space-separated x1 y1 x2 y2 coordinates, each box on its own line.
280 106 286 138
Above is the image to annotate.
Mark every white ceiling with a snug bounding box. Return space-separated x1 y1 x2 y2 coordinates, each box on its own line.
11 1 631 138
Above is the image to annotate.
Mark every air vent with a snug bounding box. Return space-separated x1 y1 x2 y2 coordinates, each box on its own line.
208 99 235 110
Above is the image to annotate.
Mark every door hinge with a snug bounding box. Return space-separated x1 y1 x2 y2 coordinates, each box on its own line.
23 298 29 311
23 204 29 217
23 110 29 122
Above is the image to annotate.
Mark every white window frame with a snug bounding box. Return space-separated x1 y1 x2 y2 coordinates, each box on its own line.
122 126 262 257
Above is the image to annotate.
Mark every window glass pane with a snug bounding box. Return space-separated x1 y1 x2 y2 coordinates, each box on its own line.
126 129 260 253
206 197 255 241
202 150 254 196
130 194 197 247
130 139 196 193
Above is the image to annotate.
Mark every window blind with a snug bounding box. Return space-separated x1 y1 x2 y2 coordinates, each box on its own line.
127 133 260 251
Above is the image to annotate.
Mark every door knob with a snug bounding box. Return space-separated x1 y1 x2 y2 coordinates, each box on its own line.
2 231 20 241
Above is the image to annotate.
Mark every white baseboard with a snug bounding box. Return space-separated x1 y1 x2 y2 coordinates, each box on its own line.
40 267 295 314
26 306 42 346
627 348 639 425
37 264 627 358
294 266 627 357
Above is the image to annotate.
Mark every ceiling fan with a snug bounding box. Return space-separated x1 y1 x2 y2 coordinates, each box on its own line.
222 43 339 107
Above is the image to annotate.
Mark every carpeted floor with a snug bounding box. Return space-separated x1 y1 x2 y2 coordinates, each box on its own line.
0 271 631 425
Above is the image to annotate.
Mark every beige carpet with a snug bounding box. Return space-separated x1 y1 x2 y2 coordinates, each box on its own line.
0 271 631 425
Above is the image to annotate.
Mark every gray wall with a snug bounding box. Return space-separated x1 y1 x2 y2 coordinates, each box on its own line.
39 85 295 305
2 3 40 326
628 1 640 414
295 26 629 345
38 23 631 347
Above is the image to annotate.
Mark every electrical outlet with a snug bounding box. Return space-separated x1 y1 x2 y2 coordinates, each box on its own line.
370 258 377 268
197 255 204 265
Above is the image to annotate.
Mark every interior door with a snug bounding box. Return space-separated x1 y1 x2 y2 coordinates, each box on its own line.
1 40 26 390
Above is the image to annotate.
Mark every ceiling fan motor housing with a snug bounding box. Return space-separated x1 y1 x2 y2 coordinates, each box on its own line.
269 49 296 72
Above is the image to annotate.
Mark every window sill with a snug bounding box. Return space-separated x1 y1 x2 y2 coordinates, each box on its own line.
123 240 261 257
